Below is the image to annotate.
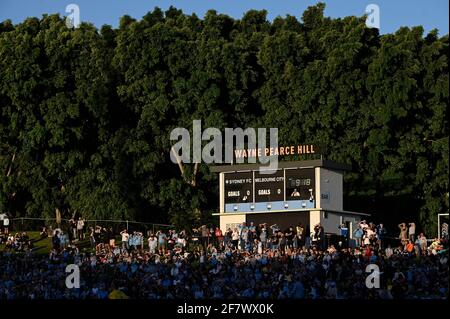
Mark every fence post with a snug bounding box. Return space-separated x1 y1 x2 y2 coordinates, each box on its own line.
21 217 24 230
438 214 441 239
126 220 129 231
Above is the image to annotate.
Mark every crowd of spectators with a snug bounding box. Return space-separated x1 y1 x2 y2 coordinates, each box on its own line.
0 219 448 300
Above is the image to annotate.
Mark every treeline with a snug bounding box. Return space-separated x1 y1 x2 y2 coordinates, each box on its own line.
0 4 448 234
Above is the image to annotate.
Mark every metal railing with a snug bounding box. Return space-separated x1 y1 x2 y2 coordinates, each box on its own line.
8 217 173 236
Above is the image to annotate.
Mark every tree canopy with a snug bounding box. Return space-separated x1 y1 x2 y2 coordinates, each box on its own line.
0 4 448 235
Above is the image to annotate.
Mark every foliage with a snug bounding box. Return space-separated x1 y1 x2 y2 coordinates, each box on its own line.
0 4 448 235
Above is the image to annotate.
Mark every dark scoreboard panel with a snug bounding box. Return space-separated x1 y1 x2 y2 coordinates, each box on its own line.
254 170 284 202
285 168 315 201
223 168 315 206
224 172 253 204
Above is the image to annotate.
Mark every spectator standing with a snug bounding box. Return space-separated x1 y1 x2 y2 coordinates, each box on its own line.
231 228 239 249
259 226 267 249
167 230 175 251
363 227 375 247
405 240 414 254
214 227 223 248
240 227 249 250
89 227 96 249
279 233 286 253
70 219 78 240
398 223 408 244
157 230 167 254
120 229 129 250
376 224 387 249
270 224 279 236
311 224 323 249
296 223 305 248
100 227 108 247
191 228 200 248
285 227 294 248
107 227 115 248
77 218 85 240
408 222 416 242
359 220 368 231
94 226 102 249
200 225 209 249
209 227 215 247
270 232 278 250
136 231 144 250
148 234 157 253
318 224 325 250
127 232 136 250
69 219 77 242
247 228 254 252
224 228 232 247
177 229 187 248
59 231 68 250
52 230 61 250
417 233 427 254
353 225 363 247
248 222 256 242
3 215 9 235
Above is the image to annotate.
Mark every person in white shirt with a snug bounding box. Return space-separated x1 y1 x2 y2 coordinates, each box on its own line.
408 222 416 242
148 235 157 254
77 218 85 240
365 227 376 246
120 229 129 249
231 228 240 249
3 216 9 235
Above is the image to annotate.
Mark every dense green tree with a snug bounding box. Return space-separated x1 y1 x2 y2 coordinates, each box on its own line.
0 4 448 234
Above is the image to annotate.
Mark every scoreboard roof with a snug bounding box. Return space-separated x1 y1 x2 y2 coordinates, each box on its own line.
210 159 351 173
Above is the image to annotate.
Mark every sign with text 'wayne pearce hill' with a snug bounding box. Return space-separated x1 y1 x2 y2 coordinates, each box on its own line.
234 144 319 159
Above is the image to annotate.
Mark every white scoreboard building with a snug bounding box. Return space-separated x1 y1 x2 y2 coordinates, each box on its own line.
211 159 369 238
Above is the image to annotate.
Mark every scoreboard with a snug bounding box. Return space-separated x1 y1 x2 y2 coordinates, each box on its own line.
254 170 284 202
285 168 315 201
224 172 253 204
223 168 315 213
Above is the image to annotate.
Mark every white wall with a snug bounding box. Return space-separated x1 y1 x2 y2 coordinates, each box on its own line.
320 211 342 234
317 212 364 236
219 173 224 213
343 215 362 239
220 214 246 233
315 167 321 208
318 168 343 211
309 210 321 233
